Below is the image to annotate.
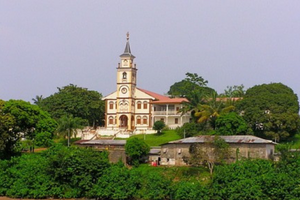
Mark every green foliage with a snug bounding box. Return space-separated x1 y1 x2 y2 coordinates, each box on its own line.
167 72 214 98
176 122 204 138
2 154 52 198
220 84 246 98
172 181 210 200
125 137 150 166
189 136 230 174
42 144 110 198
0 100 19 159
194 91 235 129
236 83 300 141
215 112 248 135
56 115 87 146
212 159 300 199
39 84 104 127
153 120 165 134
135 171 172 200
34 132 54 147
3 99 57 140
89 164 137 199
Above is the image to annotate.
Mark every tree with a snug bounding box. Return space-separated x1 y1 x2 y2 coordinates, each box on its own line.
220 84 246 98
56 115 87 147
0 100 19 159
188 136 231 175
153 120 166 134
32 95 44 106
175 122 204 138
215 112 248 135
39 84 104 127
125 137 150 166
194 91 235 129
2 100 57 152
236 83 300 141
167 72 214 98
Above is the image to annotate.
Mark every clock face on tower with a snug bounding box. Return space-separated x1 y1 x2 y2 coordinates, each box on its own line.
121 87 127 94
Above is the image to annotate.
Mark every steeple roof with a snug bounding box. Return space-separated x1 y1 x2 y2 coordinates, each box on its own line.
120 32 135 58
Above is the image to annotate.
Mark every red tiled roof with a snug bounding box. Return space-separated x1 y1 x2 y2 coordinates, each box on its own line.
138 88 188 104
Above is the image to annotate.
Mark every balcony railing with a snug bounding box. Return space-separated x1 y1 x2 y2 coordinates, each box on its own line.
152 110 189 116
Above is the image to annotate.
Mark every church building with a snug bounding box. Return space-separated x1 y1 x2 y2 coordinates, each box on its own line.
102 34 190 134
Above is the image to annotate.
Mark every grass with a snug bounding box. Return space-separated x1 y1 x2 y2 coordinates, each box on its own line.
282 132 300 149
129 130 182 146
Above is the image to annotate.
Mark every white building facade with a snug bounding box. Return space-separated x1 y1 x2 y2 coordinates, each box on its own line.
102 34 190 134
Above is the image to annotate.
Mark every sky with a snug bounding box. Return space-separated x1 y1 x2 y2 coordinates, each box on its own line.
1 1 300 103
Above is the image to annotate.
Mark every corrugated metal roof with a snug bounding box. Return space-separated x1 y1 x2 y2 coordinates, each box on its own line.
149 148 161 154
166 135 276 145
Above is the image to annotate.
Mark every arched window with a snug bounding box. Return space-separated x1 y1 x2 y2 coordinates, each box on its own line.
109 101 114 109
122 72 127 79
143 101 148 109
109 116 114 124
137 116 141 124
123 59 128 66
137 101 142 109
143 116 147 125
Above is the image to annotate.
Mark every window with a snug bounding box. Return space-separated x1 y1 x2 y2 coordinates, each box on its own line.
109 116 114 124
123 59 128 66
109 101 114 109
160 118 164 122
175 118 178 124
143 116 147 125
176 107 179 111
137 116 141 124
137 101 141 109
143 101 148 109
122 72 127 79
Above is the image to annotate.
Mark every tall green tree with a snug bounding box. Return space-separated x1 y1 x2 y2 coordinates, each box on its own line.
56 115 87 147
236 83 300 141
215 112 248 135
168 72 214 98
194 92 235 129
2 100 57 153
0 100 18 159
125 137 150 166
39 84 104 127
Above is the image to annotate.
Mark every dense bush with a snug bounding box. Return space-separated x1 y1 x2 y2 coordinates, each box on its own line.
176 122 204 138
1 147 300 199
34 132 54 147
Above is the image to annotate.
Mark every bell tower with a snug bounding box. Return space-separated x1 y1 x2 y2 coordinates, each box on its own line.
116 32 137 131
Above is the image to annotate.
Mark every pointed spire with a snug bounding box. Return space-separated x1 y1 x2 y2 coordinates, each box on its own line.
120 32 135 58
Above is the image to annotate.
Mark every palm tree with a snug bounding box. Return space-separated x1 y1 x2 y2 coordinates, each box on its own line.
194 92 235 129
178 91 206 121
56 115 86 147
32 95 43 106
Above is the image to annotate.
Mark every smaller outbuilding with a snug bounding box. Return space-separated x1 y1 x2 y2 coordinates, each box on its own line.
160 135 276 166
76 140 127 163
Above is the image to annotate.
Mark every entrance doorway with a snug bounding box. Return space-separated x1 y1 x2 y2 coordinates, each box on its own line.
119 115 128 128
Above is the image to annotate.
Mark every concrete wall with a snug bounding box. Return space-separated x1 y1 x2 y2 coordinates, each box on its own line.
160 142 275 166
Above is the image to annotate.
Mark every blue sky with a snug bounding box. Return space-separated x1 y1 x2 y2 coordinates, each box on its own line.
1 1 300 102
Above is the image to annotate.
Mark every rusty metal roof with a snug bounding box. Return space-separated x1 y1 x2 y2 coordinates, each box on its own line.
165 135 276 145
